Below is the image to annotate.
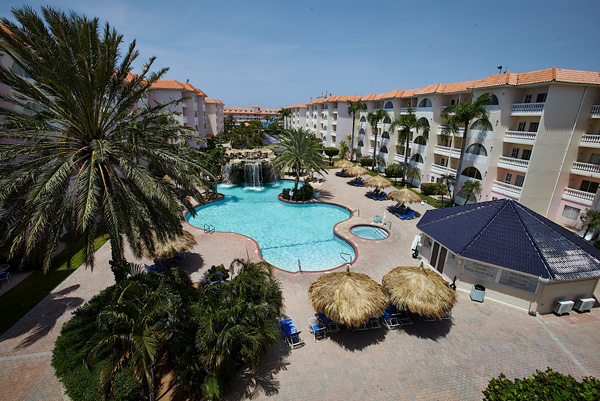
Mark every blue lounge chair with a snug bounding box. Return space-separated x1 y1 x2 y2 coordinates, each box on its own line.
144 264 166 273
373 192 387 201
170 252 185 262
308 317 327 342
279 318 305 349
317 312 340 333
394 209 416 220
382 305 400 328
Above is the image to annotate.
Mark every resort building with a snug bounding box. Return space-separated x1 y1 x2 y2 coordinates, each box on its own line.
224 104 280 125
286 68 600 231
205 98 225 138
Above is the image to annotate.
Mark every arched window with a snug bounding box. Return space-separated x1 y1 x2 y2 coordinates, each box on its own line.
461 167 482 180
418 98 432 107
470 119 493 131
483 94 499 105
418 117 430 128
358 140 364 147
465 143 488 156
380 146 389 153
383 116 391 124
382 131 390 139
414 136 427 145
384 101 393 109
411 154 424 163
358 129 365 136
360 116 366 122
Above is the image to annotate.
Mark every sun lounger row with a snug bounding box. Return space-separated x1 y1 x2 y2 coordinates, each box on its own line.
365 189 387 201
335 169 350 177
348 177 365 187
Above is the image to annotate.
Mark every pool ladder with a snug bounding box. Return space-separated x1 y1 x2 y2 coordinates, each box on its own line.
383 221 391 230
340 252 352 265
203 224 215 234
352 208 360 217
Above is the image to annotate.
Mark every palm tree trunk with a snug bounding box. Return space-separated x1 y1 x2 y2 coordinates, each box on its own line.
294 162 300 193
451 125 470 205
109 237 127 283
402 133 409 186
372 129 378 171
350 113 356 161
583 226 590 239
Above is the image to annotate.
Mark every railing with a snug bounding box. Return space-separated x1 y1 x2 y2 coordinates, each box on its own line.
492 181 522 197
505 130 537 142
340 252 353 264
203 224 215 234
498 156 530 170
562 188 595 205
590 105 600 118
510 102 544 115
352 208 360 217
431 164 456 175
437 126 464 136
359 122 366 128
572 161 600 175
581 134 600 145
434 145 461 158
333 107 338 113
400 107 411 114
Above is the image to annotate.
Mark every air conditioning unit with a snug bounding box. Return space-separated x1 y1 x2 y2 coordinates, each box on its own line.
574 298 596 313
553 300 574 315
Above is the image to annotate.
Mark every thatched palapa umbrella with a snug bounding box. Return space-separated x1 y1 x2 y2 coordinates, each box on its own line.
334 159 354 169
364 175 393 189
308 267 388 327
387 186 421 205
382 263 456 320
142 230 198 260
345 165 369 177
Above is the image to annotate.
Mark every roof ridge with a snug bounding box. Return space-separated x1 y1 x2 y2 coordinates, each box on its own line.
459 199 510 254
511 202 554 279
418 202 494 228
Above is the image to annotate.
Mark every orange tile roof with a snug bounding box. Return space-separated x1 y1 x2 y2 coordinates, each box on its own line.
205 98 224 105
360 94 378 101
150 79 206 96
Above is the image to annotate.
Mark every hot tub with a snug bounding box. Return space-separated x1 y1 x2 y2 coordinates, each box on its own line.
350 225 390 240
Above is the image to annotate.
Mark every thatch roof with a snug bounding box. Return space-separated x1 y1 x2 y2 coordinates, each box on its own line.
142 230 198 259
388 187 421 204
308 268 388 327
334 159 354 168
382 263 456 320
345 165 369 177
364 175 393 189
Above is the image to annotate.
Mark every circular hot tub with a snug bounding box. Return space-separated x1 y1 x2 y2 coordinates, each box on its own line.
350 225 390 240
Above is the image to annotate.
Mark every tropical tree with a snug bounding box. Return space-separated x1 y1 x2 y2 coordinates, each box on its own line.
441 93 492 204
367 108 388 171
339 140 350 160
0 7 211 280
407 166 421 185
324 147 339 165
435 183 449 206
459 179 482 204
278 107 292 130
580 209 600 240
347 100 367 161
384 163 403 184
221 114 236 139
439 173 455 206
273 128 327 193
390 106 429 186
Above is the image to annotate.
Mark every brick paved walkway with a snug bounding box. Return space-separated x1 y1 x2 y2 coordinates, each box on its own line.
0 170 599 401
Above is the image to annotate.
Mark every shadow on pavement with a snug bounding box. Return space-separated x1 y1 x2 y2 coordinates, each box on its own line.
401 319 454 341
328 327 387 351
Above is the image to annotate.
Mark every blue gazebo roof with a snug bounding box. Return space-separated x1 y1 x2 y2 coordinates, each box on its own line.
416 199 600 280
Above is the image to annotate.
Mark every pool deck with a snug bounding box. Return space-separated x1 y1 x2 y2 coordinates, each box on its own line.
1 169 599 400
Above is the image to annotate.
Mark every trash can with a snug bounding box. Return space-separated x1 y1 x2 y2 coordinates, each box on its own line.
470 284 486 302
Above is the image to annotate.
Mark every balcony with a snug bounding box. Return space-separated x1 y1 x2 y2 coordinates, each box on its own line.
581 134 600 147
359 122 366 129
510 102 544 116
562 187 595 206
437 126 464 136
434 145 461 158
333 107 338 113
504 130 537 143
400 107 412 115
492 180 522 198
498 156 529 172
431 164 456 176
590 105 600 118
572 161 600 177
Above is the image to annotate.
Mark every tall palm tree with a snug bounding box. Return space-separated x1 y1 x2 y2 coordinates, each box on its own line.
273 128 327 193
0 7 211 280
459 179 482 205
367 108 388 171
439 173 455 206
278 107 292 130
441 93 492 204
347 100 367 161
389 106 429 185
580 209 600 240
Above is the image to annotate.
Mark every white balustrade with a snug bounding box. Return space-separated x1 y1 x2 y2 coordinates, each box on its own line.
572 161 600 174
590 105 600 118
581 134 600 145
492 180 522 197
499 156 529 170
562 188 595 205
505 130 537 142
510 102 544 115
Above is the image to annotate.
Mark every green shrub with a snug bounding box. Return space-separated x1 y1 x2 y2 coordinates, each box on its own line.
281 184 313 202
324 147 339 165
385 163 403 183
360 156 374 167
420 182 442 196
281 188 291 200
207 264 230 281
483 368 600 400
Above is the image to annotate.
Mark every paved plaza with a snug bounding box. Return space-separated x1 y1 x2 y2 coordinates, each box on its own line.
0 170 599 400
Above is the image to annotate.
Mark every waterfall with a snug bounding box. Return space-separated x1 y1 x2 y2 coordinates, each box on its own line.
222 162 232 183
244 163 263 189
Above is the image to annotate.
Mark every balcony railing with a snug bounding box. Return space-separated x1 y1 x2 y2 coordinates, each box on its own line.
510 102 544 115
572 161 600 175
505 130 537 142
562 187 595 205
492 180 522 197
437 126 464 136
431 164 456 175
333 107 338 113
498 156 530 171
590 105 600 118
359 122 366 128
434 145 461 158
400 107 411 114
581 134 600 145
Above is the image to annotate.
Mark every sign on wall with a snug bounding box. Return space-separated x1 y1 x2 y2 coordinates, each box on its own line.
498 270 539 294
463 260 498 281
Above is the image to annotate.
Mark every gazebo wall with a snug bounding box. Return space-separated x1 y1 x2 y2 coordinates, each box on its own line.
536 278 599 314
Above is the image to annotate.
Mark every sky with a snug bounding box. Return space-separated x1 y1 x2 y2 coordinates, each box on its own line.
1 1 599 109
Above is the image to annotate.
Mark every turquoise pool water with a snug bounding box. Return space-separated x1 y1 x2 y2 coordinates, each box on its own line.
186 181 355 272
350 225 389 240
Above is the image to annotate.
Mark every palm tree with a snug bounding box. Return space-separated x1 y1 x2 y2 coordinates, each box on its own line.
347 100 367 161
279 107 292 130
441 93 492 204
0 7 211 280
389 106 429 186
273 128 327 193
439 173 455 205
580 209 600 240
435 183 449 206
459 179 482 205
367 109 388 171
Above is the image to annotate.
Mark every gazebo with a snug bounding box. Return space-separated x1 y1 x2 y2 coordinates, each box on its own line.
416 199 600 314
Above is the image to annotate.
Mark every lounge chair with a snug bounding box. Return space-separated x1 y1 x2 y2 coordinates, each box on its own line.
382 305 400 329
395 310 413 326
372 192 387 201
308 317 327 342
317 312 340 333
352 322 369 331
394 209 416 220
365 188 383 199
279 318 305 349
368 317 382 329
144 264 166 273
419 315 437 323
335 169 350 177
169 252 185 262
0 265 10 284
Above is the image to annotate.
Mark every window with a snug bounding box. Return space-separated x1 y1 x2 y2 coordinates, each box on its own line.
384 101 393 109
470 120 493 131
466 143 488 156
536 93 547 103
418 98 432 107
440 157 446 166
358 140 364 147
522 149 532 160
431 177 435 182
461 167 483 180
450 99 456 105
484 94 499 105
414 136 427 145
524 95 532 103
380 146 388 153
383 116 391 124
505 173 513 184
515 175 525 187
517 122 526 131
562 205 581 221
412 154 424 163
580 180 599 194
382 131 390 139
511 148 520 158
360 116 366 122
590 153 600 165
418 117 430 129
528 122 539 132
358 129 365 136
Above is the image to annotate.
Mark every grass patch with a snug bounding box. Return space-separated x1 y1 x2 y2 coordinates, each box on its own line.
391 182 443 208
0 233 110 335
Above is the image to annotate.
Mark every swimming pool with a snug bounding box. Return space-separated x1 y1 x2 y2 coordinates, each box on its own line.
351 225 390 240
186 181 355 272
